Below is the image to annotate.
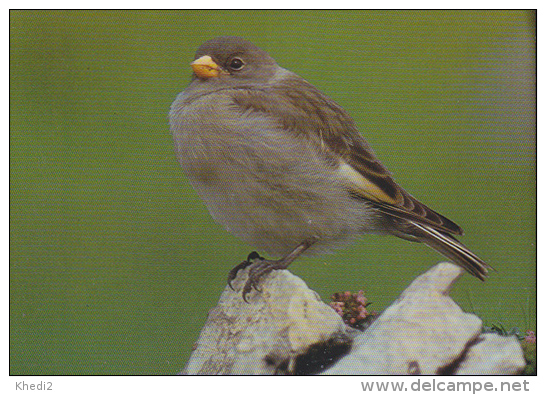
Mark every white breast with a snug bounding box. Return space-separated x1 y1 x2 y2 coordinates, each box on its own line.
169 90 377 257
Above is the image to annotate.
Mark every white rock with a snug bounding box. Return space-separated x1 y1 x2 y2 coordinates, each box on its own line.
182 262 526 375
183 268 351 375
455 333 526 375
323 263 483 374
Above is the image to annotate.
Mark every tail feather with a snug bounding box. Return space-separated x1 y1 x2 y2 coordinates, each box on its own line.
411 222 489 280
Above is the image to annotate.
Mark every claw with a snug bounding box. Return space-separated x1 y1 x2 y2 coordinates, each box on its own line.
226 251 262 290
241 268 267 303
228 241 314 302
247 251 262 261
242 285 252 303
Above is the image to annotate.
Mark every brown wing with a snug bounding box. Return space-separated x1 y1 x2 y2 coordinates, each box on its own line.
231 72 463 236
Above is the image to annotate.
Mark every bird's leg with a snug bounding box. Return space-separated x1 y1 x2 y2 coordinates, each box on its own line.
227 239 315 303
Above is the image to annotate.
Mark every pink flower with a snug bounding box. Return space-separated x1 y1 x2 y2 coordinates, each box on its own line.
330 290 374 326
329 301 345 315
524 330 536 344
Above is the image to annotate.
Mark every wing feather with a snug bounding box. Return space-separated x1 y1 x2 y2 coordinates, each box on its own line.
231 72 463 235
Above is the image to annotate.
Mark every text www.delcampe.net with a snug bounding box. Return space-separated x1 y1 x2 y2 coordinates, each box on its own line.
361 379 530 393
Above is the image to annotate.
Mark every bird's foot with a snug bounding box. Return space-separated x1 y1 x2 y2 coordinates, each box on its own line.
241 257 292 303
228 240 315 303
227 251 262 290
228 252 289 303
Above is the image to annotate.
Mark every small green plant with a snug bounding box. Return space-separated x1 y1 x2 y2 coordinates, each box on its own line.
483 323 536 375
483 322 524 338
521 330 536 375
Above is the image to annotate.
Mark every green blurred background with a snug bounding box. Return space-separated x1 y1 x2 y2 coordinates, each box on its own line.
10 10 536 375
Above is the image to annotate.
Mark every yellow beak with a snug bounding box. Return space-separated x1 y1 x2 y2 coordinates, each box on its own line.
191 55 226 79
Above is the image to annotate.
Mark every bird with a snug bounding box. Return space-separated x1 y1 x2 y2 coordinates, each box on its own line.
169 36 488 301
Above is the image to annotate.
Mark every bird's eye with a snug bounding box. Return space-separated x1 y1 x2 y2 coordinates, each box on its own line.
229 57 245 71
